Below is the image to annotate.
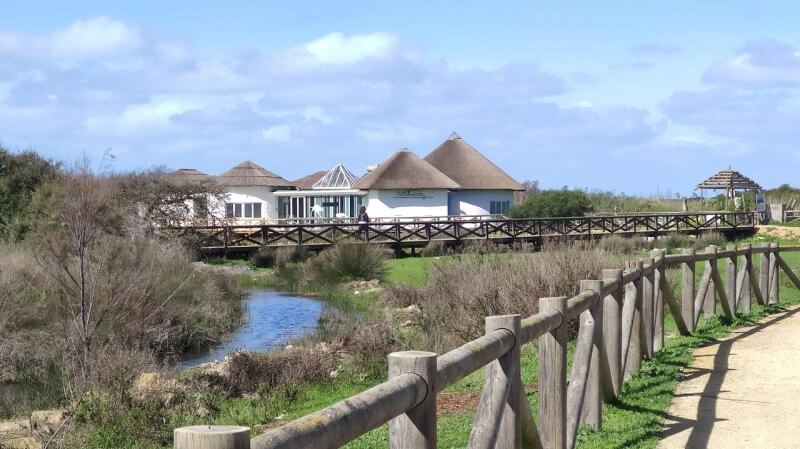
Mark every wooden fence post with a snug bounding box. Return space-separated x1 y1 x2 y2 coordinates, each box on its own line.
651 250 665 353
485 315 522 449
389 351 438 449
579 280 604 432
682 249 696 331
641 258 655 358
601 269 623 399
174 425 251 449
538 297 567 449
623 260 642 381
759 243 771 305
725 244 737 313
769 243 779 304
741 243 752 313
704 245 718 318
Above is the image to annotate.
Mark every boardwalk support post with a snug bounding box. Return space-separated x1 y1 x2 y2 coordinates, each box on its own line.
652 250 666 352
726 244 737 312
769 243 779 304
760 243 771 305
389 351 437 449
704 245 718 317
641 259 655 358
601 269 623 399
740 243 752 312
579 280 604 432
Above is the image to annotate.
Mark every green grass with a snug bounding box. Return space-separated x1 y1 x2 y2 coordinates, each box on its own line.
384 256 444 287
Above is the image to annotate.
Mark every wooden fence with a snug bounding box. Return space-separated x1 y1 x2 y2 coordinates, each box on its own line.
176 211 756 254
174 242 799 449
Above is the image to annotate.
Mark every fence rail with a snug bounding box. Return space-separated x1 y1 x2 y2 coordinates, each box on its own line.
172 211 756 254
174 241 800 449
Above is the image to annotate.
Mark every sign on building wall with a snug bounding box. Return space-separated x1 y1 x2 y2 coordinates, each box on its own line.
393 189 433 200
755 193 766 213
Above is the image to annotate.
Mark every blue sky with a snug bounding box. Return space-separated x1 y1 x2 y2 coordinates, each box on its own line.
1 1 799 194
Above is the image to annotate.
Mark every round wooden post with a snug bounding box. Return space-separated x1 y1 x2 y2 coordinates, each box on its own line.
538 297 567 449
641 259 655 358
651 251 665 353
741 243 752 313
579 280 603 432
389 351 437 449
601 269 623 399
623 260 643 381
485 315 522 449
704 245 718 318
759 242 771 304
769 243 779 303
726 244 738 313
682 249 696 331
174 425 251 449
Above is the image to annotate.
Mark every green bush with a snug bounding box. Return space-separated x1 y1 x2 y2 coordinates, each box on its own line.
304 243 390 284
508 189 592 218
693 231 727 250
249 247 276 268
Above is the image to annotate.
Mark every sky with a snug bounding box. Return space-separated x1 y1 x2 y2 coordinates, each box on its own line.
1 1 800 195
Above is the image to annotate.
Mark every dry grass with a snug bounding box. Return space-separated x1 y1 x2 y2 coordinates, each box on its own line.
383 240 623 351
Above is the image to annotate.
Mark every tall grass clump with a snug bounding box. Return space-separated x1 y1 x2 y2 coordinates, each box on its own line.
693 231 727 250
304 243 390 285
654 234 693 254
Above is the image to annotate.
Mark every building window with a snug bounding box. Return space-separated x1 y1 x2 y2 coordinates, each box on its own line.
225 202 263 218
490 201 510 215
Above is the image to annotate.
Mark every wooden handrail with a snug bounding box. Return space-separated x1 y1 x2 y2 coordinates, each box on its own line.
178 243 800 449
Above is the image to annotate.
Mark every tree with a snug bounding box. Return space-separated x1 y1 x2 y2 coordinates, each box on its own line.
508 189 592 218
0 148 59 241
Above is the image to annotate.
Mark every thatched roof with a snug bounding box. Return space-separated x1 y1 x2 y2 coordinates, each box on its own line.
292 170 327 190
697 168 762 191
165 168 214 185
217 161 293 188
424 132 524 191
355 150 460 190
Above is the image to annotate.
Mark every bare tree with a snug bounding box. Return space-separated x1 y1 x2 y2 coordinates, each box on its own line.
514 179 540 205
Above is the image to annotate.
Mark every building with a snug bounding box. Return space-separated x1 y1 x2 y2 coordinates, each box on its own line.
275 164 366 220
216 161 294 224
163 168 216 224
424 132 523 216
355 149 460 218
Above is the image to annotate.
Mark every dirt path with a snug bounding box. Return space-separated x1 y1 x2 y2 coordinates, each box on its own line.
658 305 800 449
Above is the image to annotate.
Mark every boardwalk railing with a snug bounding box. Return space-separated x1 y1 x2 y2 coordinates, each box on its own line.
175 242 800 449
174 211 756 253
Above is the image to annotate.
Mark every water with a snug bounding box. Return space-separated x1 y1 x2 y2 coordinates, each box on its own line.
180 289 325 367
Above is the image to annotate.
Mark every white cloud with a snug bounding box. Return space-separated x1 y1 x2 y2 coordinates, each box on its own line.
85 99 197 135
303 32 400 65
260 124 292 142
0 16 142 63
703 39 800 88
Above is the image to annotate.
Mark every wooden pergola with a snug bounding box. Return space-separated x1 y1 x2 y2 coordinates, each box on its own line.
696 167 762 209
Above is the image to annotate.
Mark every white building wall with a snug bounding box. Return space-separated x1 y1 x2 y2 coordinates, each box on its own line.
365 189 450 218
447 190 515 216
222 187 279 222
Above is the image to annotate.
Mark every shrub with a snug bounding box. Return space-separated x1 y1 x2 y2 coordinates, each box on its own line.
597 235 651 255
383 240 621 350
249 247 276 268
273 245 311 270
508 189 592 218
304 243 390 285
693 231 727 250
419 241 450 257
655 234 692 254
227 349 335 394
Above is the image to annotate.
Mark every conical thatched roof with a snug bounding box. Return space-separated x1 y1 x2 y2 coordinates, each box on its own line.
292 170 327 190
165 168 214 185
217 161 293 188
697 168 762 191
424 132 523 191
355 150 460 190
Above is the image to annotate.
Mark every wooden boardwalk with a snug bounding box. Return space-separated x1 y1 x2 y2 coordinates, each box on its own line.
173 211 756 255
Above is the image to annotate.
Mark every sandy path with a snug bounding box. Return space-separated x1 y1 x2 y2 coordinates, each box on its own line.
658 305 800 449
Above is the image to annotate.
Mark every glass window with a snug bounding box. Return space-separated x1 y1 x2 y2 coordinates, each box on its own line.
234 203 242 217
490 201 510 215
253 203 262 218
225 203 234 217
244 203 253 218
